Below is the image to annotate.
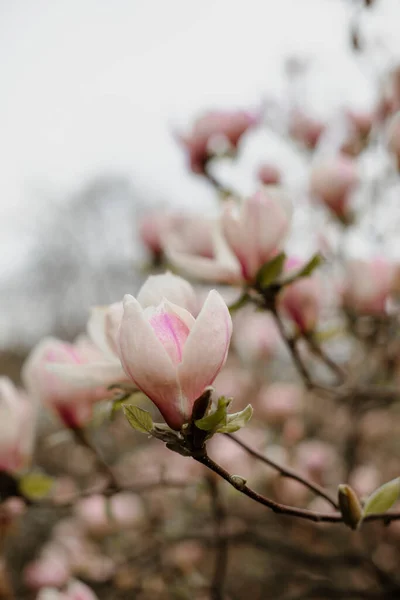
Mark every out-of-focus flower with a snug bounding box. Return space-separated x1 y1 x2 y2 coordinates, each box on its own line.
257 163 281 185
278 258 321 333
342 258 394 315
138 211 182 258
74 493 144 536
295 440 337 485
24 551 71 590
0 377 37 474
22 337 118 428
35 579 99 600
256 382 302 426
178 109 259 174
167 188 291 284
118 289 232 429
341 110 373 156
386 112 400 169
232 309 280 364
309 155 358 221
289 109 325 150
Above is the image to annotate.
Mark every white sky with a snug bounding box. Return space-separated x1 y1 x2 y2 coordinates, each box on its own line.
0 0 399 271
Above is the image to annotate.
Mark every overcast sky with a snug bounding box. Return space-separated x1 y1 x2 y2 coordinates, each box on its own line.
0 0 399 270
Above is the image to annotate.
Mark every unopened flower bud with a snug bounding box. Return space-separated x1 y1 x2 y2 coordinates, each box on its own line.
338 484 363 529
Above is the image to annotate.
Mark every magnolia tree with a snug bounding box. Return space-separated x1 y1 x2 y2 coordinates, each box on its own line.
4 3 400 599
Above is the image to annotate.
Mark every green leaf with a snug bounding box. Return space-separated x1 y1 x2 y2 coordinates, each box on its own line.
228 292 250 313
195 396 231 432
123 405 154 434
217 404 253 433
280 253 323 286
363 477 400 517
19 472 54 501
256 253 286 290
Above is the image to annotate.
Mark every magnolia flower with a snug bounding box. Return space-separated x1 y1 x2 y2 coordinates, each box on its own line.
118 289 232 429
178 109 259 174
289 109 325 150
309 155 358 220
278 258 321 333
138 211 182 257
0 377 37 474
257 163 281 185
74 492 144 536
167 188 291 284
342 258 394 315
35 579 99 600
232 309 280 364
22 337 118 428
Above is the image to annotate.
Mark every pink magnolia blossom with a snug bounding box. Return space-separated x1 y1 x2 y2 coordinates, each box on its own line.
233 309 280 364
257 382 302 426
0 377 37 474
257 163 281 185
138 211 182 257
74 492 144 536
309 155 359 220
341 109 373 156
178 109 259 174
289 109 325 150
117 289 232 429
22 337 118 429
342 258 394 315
278 258 321 333
166 188 291 284
35 579 99 600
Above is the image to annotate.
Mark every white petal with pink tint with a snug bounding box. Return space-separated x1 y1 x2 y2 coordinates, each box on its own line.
178 290 232 403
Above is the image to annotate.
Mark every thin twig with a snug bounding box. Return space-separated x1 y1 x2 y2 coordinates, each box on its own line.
304 333 347 382
225 433 338 509
72 427 120 491
193 452 342 524
271 307 314 388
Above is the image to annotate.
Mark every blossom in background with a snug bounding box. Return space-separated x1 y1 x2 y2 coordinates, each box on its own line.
35 579 99 600
341 258 394 315
0 377 37 474
166 188 291 284
22 337 118 428
309 155 359 221
257 163 281 185
289 109 325 150
118 288 232 429
178 109 260 174
278 258 321 333
232 308 280 364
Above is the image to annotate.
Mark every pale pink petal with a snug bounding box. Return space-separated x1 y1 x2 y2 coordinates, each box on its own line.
87 307 115 359
47 361 126 389
221 201 250 278
137 272 198 314
178 290 232 404
166 244 241 284
118 295 184 429
146 300 194 366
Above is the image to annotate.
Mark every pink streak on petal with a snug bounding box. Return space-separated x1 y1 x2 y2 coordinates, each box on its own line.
149 311 190 366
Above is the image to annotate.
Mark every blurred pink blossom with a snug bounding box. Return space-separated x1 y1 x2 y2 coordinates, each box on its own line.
309 155 358 221
278 258 321 333
167 188 291 284
178 109 259 174
342 258 394 315
0 377 37 474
